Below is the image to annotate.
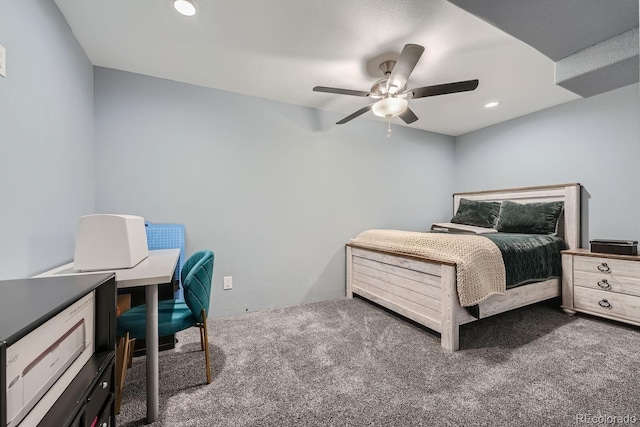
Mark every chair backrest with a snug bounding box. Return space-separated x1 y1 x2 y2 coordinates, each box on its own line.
181 250 214 318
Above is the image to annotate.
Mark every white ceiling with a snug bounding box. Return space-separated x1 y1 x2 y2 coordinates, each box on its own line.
53 0 582 136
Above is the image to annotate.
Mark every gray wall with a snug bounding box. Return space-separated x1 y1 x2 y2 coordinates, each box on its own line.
94 67 455 316
6 2 637 316
455 83 640 246
0 0 95 279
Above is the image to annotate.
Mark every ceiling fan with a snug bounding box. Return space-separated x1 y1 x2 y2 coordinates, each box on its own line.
313 44 479 132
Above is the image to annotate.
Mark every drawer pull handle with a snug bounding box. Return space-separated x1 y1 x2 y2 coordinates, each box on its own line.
598 299 612 308
597 263 611 273
597 279 611 289
101 381 108 389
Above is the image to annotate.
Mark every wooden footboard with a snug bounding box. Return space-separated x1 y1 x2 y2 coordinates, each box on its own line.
347 246 460 351
346 245 561 351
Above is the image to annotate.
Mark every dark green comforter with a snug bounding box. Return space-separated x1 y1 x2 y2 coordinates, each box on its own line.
481 233 567 289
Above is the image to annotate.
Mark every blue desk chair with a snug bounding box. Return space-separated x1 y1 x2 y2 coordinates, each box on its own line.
115 250 214 412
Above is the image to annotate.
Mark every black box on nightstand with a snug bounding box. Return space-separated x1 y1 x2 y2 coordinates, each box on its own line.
590 239 638 256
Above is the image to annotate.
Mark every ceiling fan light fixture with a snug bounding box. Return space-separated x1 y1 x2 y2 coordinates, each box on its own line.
174 0 197 16
484 100 501 109
312 44 479 127
372 97 408 118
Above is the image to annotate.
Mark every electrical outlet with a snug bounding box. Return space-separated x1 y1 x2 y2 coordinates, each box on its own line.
0 44 6 78
223 276 232 290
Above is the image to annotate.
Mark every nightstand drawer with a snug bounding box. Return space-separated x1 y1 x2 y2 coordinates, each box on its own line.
574 287 640 322
574 271 640 297
574 256 640 277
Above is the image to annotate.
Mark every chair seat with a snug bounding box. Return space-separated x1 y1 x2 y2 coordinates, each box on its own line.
116 300 199 339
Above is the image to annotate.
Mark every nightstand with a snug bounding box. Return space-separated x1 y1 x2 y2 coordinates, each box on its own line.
562 249 640 327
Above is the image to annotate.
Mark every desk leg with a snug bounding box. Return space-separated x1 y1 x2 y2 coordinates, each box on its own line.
145 284 159 423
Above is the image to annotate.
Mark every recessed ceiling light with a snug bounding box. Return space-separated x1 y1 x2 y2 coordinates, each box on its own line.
174 0 197 16
484 100 501 109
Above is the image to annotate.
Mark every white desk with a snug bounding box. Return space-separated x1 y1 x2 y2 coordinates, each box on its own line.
35 248 180 424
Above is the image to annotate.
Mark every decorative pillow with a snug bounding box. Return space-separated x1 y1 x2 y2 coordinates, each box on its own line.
450 198 501 228
495 200 564 234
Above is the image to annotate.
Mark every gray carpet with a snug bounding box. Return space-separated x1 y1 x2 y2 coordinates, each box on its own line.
117 297 640 426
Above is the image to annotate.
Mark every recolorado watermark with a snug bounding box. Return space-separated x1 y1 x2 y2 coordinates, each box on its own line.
576 414 637 424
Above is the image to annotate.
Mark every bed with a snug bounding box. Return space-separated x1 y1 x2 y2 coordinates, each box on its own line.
346 183 581 351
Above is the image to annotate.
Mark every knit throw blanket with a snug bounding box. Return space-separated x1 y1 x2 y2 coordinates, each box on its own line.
350 230 506 307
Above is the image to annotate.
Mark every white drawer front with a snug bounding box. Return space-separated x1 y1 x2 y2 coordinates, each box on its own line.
574 256 640 278
574 271 640 297
574 287 640 322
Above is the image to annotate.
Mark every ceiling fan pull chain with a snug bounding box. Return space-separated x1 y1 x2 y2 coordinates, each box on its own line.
387 117 392 138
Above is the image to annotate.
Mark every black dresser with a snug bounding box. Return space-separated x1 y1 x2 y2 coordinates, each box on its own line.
0 273 117 427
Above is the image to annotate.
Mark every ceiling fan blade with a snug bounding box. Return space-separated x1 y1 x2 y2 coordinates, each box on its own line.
336 105 373 124
411 79 479 99
387 44 425 93
399 107 419 124
313 86 370 97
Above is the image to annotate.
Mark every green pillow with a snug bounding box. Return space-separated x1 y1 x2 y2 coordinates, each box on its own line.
496 200 564 234
450 198 501 228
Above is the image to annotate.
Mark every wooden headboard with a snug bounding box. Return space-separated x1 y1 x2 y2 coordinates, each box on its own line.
453 183 581 250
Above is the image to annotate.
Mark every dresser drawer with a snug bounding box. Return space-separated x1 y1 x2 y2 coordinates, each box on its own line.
574 256 640 277
85 363 113 426
88 394 114 427
574 287 640 322
574 271 640 297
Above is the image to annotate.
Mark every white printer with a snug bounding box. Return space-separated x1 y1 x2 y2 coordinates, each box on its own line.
73 214 149 271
